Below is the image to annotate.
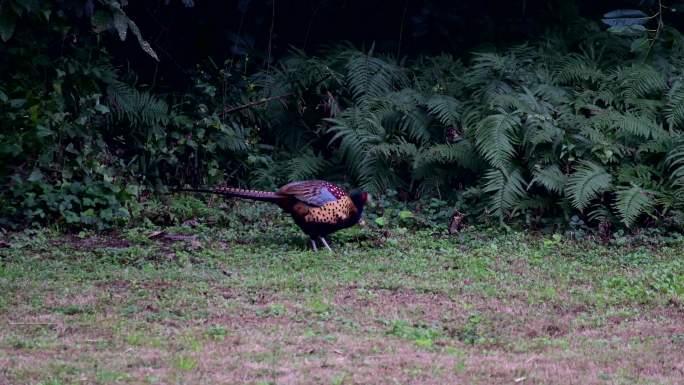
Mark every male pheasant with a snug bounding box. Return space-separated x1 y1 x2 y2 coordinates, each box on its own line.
179 180 368 251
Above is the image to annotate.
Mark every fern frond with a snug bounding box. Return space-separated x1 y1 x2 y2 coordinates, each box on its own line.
107 81 169 126
666 141 684 186
566 161 612 210
426 94 461 127
613 64 666 99
286 152 328 181
637 135 674 155
412 140 481 176
587 204 613 224
593 111 665 140
483 167 527 220
556 54 605 85
399 109 432 144
412 54 466 95
253 49 342 98
359 142 416 193
531 164 566 194
524 122 563 148
214 121 250 152
326 108 384 178
613 185 656 227
665 81 684 129
490 93 528 112
474 111 520 168
376 90 431 141
615 164 656 186
533 83 570 105
345 52 407 106
466 52 510 83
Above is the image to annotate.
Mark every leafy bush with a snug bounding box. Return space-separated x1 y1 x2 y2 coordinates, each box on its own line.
2 1 684 232
240 27 684 231
0 1 255 228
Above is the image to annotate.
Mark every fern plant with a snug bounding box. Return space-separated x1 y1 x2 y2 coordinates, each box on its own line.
244 31 684 231
107 81 169 127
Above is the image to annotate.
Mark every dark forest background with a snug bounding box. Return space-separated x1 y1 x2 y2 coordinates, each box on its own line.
3 0 684 233
105 1 643 88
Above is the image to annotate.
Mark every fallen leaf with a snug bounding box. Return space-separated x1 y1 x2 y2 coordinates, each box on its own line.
148 231 166 239
182 219 199 228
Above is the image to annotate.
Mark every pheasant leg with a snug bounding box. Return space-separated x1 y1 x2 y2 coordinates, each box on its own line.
319 237 333 252
310 239 318 252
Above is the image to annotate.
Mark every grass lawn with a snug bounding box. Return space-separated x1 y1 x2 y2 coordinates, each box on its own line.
1 205 683 384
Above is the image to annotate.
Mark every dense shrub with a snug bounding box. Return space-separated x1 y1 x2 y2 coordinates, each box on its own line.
2 1 684 232
0 1 254 228
241 27 684 230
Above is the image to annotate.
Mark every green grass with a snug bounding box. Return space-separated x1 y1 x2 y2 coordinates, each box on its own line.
1 211 683 384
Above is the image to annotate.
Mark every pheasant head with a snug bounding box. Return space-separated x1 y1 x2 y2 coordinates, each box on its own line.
349 190 369 214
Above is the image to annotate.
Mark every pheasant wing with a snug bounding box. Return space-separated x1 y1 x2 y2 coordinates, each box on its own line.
277 180 347 207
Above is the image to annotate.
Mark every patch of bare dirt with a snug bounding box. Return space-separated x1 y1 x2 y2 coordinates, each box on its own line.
58 232 131 249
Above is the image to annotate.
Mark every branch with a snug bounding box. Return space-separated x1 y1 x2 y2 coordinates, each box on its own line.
219 93 294 116
219 72 333 117
644 0 664 59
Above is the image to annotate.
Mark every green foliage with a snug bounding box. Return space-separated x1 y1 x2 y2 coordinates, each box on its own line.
482 167 527 221
386 320 442 348
345 51 408 106
531 165 566 195
665 81 684 129
243 29 684 230
3 5 684 232
0 0 156 58
474 112 520 169
0 1 254 228
666 140 684 186
566 161 612 211
614 185 656 228
107 81 169 126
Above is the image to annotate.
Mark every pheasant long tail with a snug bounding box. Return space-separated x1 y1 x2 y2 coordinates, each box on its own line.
175 187 282 203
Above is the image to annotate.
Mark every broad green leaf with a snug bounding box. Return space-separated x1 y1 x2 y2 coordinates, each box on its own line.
399 210 413 219
80 209 98 225
27 169 44 182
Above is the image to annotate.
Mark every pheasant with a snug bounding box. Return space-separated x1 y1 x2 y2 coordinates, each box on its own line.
178 180 368 251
